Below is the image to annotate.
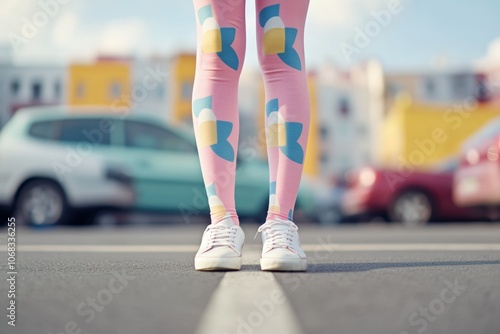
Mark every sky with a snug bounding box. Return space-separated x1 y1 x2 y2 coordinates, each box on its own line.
1 0 500 72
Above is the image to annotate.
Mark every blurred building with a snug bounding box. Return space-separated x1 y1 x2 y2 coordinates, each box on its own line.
169 54 196 124
316 60 385 178
385 71 488 107
0 61 65 127
476 37 500 104
380 94 500 168
381 48 500 169
0 44 12 64
132 57 169 118
486 66 500 103
67 57 132 109
477 65 500 105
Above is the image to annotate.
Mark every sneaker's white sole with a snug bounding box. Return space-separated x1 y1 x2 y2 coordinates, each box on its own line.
195 257 242 271
260 257 307 272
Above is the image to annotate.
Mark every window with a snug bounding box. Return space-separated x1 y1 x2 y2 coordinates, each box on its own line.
338 97 350 117
425 78 435 97
59 119 111 145
124 120 195 152
475 75 491 103
54 80 61 99
32 81 42 100
109 82 122 99
10 79 20 97
451 74 468 99
76 82 85 99
29 120 61 140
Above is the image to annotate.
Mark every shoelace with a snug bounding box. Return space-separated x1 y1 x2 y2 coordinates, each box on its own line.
255 219 298 249
206 224 238 248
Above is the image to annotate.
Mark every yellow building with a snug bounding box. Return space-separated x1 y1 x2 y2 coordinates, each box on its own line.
380 93 500 168
170 54 196 123
68 59 131 108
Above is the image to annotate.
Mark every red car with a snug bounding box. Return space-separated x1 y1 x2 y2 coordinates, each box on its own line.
341 161 487 226
453 118 500 216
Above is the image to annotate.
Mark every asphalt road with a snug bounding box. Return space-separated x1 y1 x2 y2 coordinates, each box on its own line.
1 222 500 334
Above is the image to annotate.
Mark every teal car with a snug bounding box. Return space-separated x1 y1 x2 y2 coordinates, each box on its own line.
0 107 316 225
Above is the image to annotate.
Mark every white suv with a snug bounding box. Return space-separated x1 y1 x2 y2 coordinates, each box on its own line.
0 107 135 226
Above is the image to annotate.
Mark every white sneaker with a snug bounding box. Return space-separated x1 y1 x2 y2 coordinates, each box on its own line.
195 217 245 271
257 219 307 271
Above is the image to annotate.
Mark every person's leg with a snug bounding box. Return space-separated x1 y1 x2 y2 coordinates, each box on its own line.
192 0 246 225
193 0 247 271
255 0 310 272
256 0 310 223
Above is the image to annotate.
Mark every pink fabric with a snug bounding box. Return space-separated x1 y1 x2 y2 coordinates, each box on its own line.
192 0 310 225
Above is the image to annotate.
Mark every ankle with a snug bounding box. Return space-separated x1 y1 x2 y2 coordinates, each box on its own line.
212 214 239 225
265 212 291 222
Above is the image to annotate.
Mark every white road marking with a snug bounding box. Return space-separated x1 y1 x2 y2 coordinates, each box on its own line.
9 243 500 253
14 245 199 253
302 243 500 251
195 251 303 334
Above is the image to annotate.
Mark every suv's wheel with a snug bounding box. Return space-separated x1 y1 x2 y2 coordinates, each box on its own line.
389 190 433 227
15 180 69 227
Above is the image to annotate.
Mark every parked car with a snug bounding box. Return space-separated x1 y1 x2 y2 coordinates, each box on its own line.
341 160 487 226
453 118 500 217
0 108 135 226
0 106 316 226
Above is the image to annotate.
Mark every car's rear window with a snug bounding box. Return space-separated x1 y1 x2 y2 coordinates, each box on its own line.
28 120 61 140
59 119 111 146
29 118 113 146
124 120 195 152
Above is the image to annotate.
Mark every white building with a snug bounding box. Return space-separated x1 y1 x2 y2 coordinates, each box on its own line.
385 70 485 107
385 37 500 106
476 37 500 104
131 57 169 119
0 62 66 127
316 60 385 177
